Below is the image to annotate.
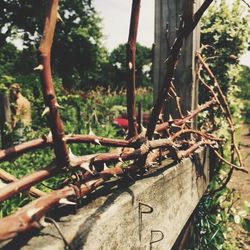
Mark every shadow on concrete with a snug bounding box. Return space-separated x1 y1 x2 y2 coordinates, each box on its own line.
69 160 178 249
0 158 190 250
70 183 135 249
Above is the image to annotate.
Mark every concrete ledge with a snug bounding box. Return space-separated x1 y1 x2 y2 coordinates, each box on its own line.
1 148 209 250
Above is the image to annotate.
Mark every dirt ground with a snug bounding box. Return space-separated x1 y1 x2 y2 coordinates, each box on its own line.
227 123 250 249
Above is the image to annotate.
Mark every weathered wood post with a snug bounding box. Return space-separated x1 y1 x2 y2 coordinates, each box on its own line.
0 90 11 148
153 0 201 127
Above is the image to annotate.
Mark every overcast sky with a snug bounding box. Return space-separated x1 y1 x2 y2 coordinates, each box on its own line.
93 0 250 66
94 0 154 50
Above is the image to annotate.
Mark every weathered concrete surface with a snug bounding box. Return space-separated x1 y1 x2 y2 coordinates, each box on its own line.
1 148 209 250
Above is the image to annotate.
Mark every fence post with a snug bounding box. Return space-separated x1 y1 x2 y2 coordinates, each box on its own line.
0 91 11 148
153 0 201 127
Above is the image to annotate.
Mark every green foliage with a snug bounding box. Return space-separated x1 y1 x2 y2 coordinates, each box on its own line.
0 194 32 218
0 0 43 47
236 66 250 100
107 43 152 88
0 43 19 77
53 0 108 89
201 0 250 92
194 188 234 249
194 2 250 247
235 65 250 122
195 82 246 249
0 43 19 93
194 168 250 250
0 2 153 91
0 0 107 90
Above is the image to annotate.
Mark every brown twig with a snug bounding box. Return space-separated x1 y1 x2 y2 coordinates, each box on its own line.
0 169 134 241
196 53 244 168
155 99 216 133
0 135 134 163
170 83 184 119
212 150 247 173
0 185 76 241
126 0 141 139
0 133 211 203
0 164 58 202
178 141 214 159
170 128 222 142
0 138 52 163
38 0 69 167
0 99 215 165
0 169 46 198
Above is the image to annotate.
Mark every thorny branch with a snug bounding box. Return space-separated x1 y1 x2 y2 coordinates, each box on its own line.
196 52 244 168
155 99 216 133
0 135 135 163
0 169 46 198
0 164 58 202
0 141 215 241
38 0 69 167
0 102 215 163
126 0 141 139
170 83 184 119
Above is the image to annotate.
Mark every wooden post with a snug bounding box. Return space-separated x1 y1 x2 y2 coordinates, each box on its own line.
153 0 201 127
0 91 11 148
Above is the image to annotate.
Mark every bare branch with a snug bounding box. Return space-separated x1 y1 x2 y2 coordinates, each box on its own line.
0 132 208 203
155 99 216 133
196 53 244 168
38 0 69 167
0 135 133 163
212 150 247 173
0 169 46 198
0 164 58 202
126 0 141 138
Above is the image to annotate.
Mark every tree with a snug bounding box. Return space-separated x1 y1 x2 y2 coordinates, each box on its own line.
0 43 20 82
108 43 152 88
0 1 43 48
201 0 250 92
52 0 108 90
0 0 107 90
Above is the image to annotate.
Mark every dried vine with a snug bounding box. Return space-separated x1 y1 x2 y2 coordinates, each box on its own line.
0 169 46 198
38 0 69 167
196 52 244 168
126 0 141 139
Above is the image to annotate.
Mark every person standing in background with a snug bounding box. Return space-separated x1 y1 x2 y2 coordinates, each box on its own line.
8 83 32 145
9 83 31 128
